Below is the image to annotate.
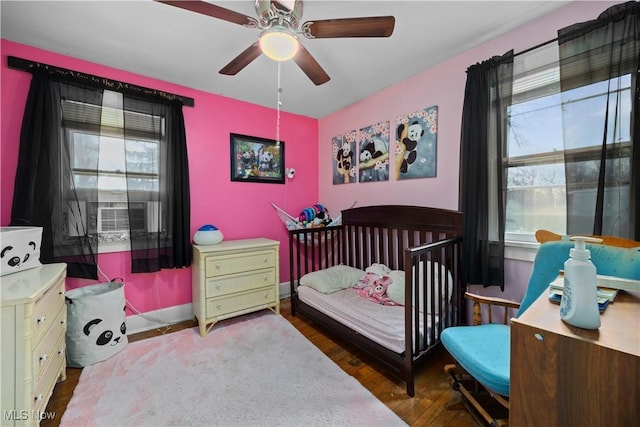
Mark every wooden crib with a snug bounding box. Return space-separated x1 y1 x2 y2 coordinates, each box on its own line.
288 205 464 396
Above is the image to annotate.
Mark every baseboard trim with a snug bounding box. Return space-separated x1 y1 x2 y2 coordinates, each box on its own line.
279 281 291 299
127 282 292 334
126 303 193 335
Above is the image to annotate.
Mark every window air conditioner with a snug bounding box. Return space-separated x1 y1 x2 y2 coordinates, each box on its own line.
97 201 160 234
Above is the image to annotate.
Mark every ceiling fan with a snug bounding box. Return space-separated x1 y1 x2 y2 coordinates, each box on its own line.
156 0 395 85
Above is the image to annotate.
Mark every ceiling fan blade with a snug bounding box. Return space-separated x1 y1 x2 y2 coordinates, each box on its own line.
302 16 395 38
219 43 263 76
293 44 330 86
155 1 257 27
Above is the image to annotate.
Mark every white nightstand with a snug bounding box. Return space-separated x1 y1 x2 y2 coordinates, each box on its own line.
192 238 280 336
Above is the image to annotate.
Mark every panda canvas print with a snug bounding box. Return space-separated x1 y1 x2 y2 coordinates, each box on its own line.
332 131 357 184
395 106 438 180
358 121 390 183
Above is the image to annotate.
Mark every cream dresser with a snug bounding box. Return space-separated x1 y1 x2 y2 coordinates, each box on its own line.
1 263 67 427
192 238 279 336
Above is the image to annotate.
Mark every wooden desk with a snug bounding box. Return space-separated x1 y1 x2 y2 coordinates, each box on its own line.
510 290 640 426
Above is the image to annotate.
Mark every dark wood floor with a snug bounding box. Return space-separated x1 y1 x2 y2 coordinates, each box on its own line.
42 298 478 426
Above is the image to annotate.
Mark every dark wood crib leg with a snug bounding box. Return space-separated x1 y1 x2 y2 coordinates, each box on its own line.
406 375 415 397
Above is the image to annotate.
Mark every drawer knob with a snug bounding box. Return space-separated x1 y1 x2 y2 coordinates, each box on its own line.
61 319 67 325
217 303 222 309
263 257 268 263
35 394 43 402
263 275 268 281
38 316 46 324
58 349 65 357
215 263 222 270
264 292 269 298
216 283 222 289
40 354 48 362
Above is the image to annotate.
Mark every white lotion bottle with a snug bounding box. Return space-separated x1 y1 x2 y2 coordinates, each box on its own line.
559 236 602 329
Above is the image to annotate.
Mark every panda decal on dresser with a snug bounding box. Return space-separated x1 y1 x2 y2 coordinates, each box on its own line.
0 227 43 276
1 241 38 271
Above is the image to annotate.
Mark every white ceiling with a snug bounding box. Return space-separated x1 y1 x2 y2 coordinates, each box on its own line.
1 0 571 118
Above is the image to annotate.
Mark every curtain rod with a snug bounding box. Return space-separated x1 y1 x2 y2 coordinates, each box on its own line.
514 37 559 58
7 56 195 108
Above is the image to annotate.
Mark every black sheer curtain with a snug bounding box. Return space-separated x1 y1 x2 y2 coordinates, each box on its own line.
123 96 191 272
459 51 513 290
11 72 101 278
11 72 191 278
558 1 639 239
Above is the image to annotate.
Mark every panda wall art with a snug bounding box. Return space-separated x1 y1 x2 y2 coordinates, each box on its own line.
230 133 284 184
358 121 390 183
332 131 357 185
395 106 438 180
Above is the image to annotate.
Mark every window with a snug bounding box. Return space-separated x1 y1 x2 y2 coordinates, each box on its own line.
63 90 164 251
504 42 632 242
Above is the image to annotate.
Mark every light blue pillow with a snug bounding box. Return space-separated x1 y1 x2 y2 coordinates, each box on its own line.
299 265 365 294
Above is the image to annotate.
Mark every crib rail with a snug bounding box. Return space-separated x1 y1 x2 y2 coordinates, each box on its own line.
404 237 463 358
289 225 343 303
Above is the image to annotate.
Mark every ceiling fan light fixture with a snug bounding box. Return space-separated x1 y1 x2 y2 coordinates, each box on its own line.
259 26 299 61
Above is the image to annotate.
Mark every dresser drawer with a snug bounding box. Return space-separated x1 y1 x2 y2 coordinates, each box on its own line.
32 277 65 346
205 250 275 277
33 305 66 382
206 286 276 317
205 268 276 298
33 335 65 414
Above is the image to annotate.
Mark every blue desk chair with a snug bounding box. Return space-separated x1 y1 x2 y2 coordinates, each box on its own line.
441 239 640 426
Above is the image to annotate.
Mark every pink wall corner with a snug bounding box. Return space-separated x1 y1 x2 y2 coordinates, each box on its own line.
1 39 318 314
317 1 617 304
318 1 616 218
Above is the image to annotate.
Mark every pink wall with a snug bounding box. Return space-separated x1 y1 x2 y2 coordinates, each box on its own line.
318 1 617 304
1 40 318 313
0 1 619 314
318 1 615 216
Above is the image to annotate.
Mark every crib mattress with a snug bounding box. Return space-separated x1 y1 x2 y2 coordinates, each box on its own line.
298 285 434 354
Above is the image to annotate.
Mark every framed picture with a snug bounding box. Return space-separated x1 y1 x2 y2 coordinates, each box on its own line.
230 133 285 184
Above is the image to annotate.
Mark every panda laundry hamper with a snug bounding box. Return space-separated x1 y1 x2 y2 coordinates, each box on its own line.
65 281 128 367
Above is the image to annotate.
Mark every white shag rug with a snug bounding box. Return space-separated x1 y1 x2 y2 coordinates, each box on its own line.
61 312 407 427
